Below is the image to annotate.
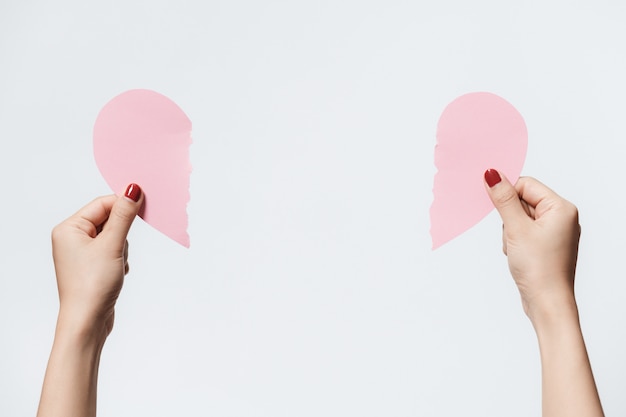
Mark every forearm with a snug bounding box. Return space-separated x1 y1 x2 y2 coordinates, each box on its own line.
530 295 604 417
37 312 108 417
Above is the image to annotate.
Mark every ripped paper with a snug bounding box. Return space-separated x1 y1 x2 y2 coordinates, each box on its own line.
430 92 527 249
93 89 192 247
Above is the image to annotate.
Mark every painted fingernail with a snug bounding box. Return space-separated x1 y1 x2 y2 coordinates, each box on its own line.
484 169 501 188
124 183 142 202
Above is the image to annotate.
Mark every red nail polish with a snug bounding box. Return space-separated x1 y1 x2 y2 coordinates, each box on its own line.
124 183 141 202
484 169 501 188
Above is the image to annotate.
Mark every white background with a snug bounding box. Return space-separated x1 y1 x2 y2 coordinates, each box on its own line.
1 1 625 416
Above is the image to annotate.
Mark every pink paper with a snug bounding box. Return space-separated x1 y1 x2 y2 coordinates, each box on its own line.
93 89 192 247
430 92 527 249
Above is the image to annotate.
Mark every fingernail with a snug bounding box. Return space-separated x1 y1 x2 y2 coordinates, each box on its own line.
484 169 501 188
124 183 142 202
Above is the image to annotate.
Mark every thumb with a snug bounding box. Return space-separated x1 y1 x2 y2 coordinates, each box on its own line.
103 183 144 245
484 169 528 229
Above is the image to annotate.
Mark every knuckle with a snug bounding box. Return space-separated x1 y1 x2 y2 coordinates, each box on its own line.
494 188 518 208
557 200 579 222
51 224 65 243
112 206 134 224
566 202 579 219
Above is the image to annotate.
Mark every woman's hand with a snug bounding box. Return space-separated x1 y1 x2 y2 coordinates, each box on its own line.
483 170 580 321
37 184 143 417
51 183 144 337
484 170 603 417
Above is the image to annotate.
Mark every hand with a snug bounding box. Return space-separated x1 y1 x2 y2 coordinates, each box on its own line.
484 172 604 416
37 184 143 417
483 170 581 321
51 184 143 337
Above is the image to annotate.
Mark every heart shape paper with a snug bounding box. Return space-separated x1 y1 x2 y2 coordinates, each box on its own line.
430 92 527 249
93 89 192 247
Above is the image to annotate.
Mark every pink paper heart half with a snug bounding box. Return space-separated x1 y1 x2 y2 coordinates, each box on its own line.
430 92 527 249
93 89 192 247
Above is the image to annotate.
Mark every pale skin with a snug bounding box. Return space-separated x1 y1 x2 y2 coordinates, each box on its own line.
484 170 604 417
37 176 603 416
37 188 143 417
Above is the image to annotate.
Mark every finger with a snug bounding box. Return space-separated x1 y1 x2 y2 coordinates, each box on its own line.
102 183 144 246
484 169 530 229
513 177 562 210
68 195 118 237
124 240 129 275
520 199 533 218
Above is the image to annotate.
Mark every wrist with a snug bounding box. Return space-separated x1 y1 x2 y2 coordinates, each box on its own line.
525 291 580 334
56 308 110 349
